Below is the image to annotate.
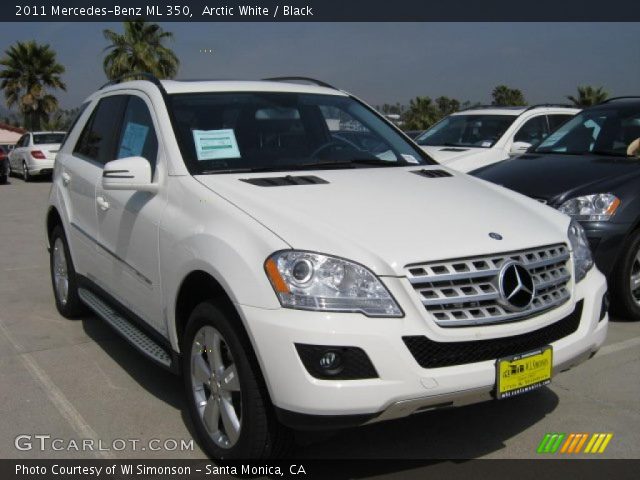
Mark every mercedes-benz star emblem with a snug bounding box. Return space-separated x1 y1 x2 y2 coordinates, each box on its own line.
498 261 535 311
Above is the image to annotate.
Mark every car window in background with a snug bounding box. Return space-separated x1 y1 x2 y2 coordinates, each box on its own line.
415 114 516 148
535 108 640 156
33 133 66 145
73 96 127 164
170 92 432 174
514 116 548 146
547 114 573 132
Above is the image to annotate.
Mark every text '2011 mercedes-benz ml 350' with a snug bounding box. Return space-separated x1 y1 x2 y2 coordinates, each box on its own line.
46 76 608 459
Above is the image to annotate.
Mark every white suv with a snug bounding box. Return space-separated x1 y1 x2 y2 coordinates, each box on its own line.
46 77 607 459
415 105 579 172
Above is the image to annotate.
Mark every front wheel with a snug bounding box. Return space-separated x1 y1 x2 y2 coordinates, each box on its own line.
182 301 293 459
610 229 640 321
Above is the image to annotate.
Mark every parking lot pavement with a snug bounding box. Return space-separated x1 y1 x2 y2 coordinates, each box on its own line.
0 178 638 462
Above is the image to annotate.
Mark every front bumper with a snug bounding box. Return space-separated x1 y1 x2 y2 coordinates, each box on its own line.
239 267 608 428
583 222 630 277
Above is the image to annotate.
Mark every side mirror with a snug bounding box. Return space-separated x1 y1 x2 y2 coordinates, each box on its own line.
102 156 158 193
510 141 533 156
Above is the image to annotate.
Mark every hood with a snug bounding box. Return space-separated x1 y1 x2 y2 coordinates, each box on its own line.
473 153 640 203
420 145 500 173
195 167 570 276
420 145 482 163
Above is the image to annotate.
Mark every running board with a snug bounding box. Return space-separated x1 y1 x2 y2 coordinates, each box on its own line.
78 288 172 369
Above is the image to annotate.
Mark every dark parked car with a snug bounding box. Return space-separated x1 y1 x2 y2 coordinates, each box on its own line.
473 97 640 321
0 146 9 184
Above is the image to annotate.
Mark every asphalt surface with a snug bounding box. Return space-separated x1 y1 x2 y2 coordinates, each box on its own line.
0 176 638 463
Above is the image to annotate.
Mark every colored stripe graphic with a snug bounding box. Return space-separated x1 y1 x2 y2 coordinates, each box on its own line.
537 433 565 453
538 433 613 454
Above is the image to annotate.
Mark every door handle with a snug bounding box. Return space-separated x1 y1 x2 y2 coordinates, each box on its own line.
96 196 110 211
61 172 71 186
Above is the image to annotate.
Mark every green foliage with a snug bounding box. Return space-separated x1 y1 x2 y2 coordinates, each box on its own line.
402 96 462 130
41 107 80 131
567 86 609 107
0 40 66 130
491 85 527 106
103 20 179 80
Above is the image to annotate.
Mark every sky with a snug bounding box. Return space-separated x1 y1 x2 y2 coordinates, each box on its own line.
0 22 639 111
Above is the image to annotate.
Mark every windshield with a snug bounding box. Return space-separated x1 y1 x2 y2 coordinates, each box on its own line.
415 114 516 148
535 106 640 156
169 92 434 174
33 133 65 145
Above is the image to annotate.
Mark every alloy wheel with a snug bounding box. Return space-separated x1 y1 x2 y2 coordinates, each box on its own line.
630 246 640 306
190 325 242 449
52 238 69 305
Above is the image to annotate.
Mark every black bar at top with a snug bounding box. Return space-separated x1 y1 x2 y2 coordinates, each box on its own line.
3 0 640 22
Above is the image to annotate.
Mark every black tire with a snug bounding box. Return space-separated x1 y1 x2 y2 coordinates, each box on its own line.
182 301 293 459
49 225 87 318
610 229 640 321
22 161 30 182
0 175 6 185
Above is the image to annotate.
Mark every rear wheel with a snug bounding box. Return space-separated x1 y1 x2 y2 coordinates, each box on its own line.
49 225 87 318
22 161 30 182
610 229 640 321
182 301 293 459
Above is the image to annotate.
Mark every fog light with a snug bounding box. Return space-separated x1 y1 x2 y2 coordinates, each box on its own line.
319 350 342 372
295 344 378 380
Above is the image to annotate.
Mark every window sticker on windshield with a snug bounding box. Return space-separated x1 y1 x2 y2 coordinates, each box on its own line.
118 122 149 158
401 154 419 164
376 150 397 161
481 141 492 147
193 129 241 161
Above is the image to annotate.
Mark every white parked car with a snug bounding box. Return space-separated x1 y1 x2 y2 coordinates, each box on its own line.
9 131 66 181
46 77 607 459
415 105 579 172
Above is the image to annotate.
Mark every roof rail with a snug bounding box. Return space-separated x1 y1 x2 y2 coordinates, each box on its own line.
522 103 576 111
599 96 640 104
100 72 167 94
459 104 527 112
262 76 338 90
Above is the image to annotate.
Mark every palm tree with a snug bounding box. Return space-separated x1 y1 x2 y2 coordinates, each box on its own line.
0 41 66 130
103 20 179 80
403 96 440 131
567 86 608 107
491 85 527 107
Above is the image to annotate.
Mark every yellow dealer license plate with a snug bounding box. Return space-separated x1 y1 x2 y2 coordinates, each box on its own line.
496 346 553 399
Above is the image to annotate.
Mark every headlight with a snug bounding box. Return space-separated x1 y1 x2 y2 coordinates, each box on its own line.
265 251 402 317
568 220 594 283
558 193 620 221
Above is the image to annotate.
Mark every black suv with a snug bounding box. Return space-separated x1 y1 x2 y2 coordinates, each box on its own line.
473 97 640 321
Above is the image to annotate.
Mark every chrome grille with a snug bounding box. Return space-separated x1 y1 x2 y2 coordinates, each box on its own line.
406 244 571 327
